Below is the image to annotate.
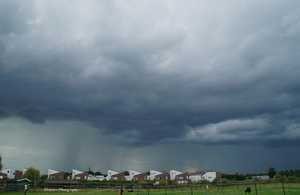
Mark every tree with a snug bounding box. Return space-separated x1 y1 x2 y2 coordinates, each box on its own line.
212 178 220 184
289 169 295 176
267 167 277 178
94 171 102 175
288 175 297 183
279 170 285 177
0 153 3 171
123 171 129 176
284 170 289 177
64 172 71 180
88 170 94 175
172 180 179 185
22 167 41 184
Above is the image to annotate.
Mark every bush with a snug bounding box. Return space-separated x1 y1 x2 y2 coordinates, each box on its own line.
159 180 167 185
253 177 260 182
276 176 286 183
212 178 220 184
288 175 297 183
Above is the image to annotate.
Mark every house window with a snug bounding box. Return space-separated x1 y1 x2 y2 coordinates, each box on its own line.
85 176 87 179
76 177 81 179
186 176 188 179
179 177 183 179
166 176 168 179
60 176 62 179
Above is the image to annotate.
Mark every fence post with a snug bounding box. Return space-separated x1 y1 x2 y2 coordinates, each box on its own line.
222 184 223 193
255 183 257 195
282 182 285 195
191 186 193 195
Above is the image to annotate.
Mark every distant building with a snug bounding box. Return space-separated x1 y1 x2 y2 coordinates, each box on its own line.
133 172 148 182
150 170 162 181
48 169 64 180
174 172 190 184
106 170 119 180
44 180 78 189
154 172 170 185
128 170 141 180
6 178 30 192
170 170 182 181
202 171 221 182
1 168 15 179
189 171 205 182
0 172 8 180
72 169 88 180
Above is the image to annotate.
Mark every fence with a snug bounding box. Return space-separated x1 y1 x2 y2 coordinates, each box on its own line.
1 181 300 194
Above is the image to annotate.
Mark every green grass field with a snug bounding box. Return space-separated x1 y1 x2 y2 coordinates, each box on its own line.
1 183 300 195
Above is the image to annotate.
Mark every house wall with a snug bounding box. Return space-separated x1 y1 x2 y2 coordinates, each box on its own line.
154 172 170 185
110 173 125 180
170 170 182 181
175 172 190 184
73 172 88 180
133 172 148 182
129 170 141 180
202 172 217 182
72 169 85 180
106 170 119 180
1 168 15 179
150 170 162 181
14 170 23 179
49 172 64 180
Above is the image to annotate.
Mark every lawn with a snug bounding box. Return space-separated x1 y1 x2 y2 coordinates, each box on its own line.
1 183 300 195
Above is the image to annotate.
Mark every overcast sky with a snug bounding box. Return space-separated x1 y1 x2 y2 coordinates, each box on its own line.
1 0 300 175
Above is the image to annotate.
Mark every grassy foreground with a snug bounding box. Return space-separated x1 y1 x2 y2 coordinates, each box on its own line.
1 183 300 195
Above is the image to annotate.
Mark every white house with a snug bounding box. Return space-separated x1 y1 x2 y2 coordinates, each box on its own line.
202 171 221 182
48 169 59 179
170 170 182 181
1 168 15 179
106 170 119 180
128 170 141 180
189 174 202 182
189 171 205 182
150 170 162 181
71 169 88 180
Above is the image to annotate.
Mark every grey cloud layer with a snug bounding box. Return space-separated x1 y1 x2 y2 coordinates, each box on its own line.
1 0 300 147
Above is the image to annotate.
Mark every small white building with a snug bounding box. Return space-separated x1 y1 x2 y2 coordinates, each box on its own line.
128 170 141 180
150 170 162 181
88 174 105 181
1 168 15 179
170 170 182 181
202 171 220 182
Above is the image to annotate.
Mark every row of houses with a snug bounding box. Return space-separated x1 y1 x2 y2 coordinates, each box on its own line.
0 168 27 180
1 168 221 184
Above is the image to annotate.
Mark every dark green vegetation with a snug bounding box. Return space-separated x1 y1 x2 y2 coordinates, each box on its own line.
1 182 300 195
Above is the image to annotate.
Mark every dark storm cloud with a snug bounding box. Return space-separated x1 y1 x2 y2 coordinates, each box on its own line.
1 0 300 148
